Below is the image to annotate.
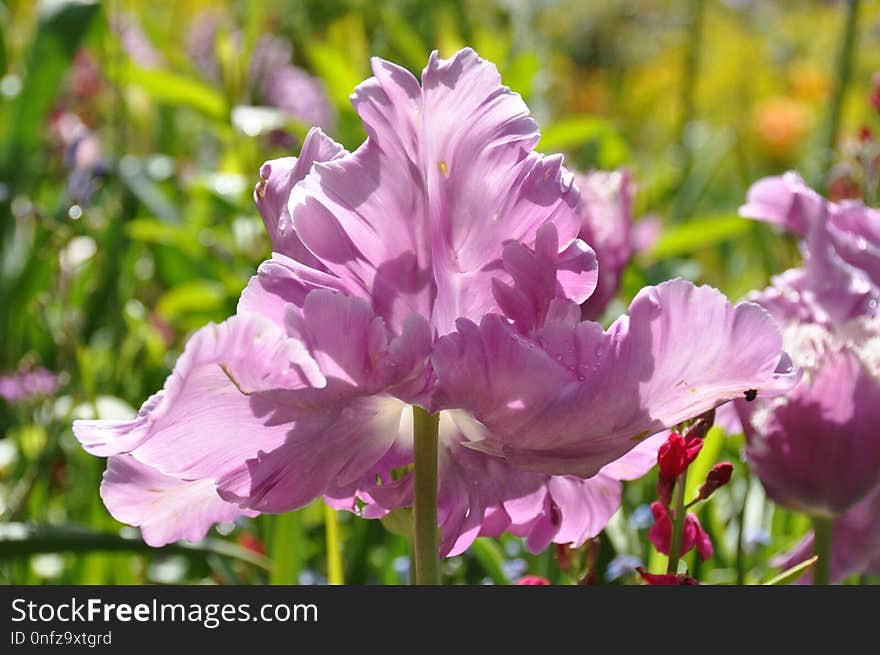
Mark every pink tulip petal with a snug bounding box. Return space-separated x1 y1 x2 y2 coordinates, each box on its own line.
101 455 254 547
433 278 799 477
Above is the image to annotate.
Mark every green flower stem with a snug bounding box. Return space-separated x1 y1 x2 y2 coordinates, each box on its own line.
812 516 833 586
735 476 751 586
814 0 861 184
412 406 441 585
324 502 344 585
666 468 689 575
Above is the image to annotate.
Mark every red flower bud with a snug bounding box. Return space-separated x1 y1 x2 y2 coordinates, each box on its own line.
657 432 702 478
684 408 715 441
554 543 572 572
657 473 676 507
636 567 699 585
698 462 734 500
648 502 714 560
517 575 550 585
237 532 267 556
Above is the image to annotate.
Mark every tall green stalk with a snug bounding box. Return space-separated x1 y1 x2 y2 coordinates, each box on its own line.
814 0 861 185
412 406 440 585
324 503 344 585
671 0 705 222
735 476 750 585
666 468 689 575
812 516 833 586
678 0 704 148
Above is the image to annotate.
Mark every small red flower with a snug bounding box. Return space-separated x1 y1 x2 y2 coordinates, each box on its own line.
828 175 862 202
647 502 713 560
683 408 715 441
237 532 267 556
657 432 702 479
656 473 676 508
698 462 734 501
636 567 699 586
517 575 551 585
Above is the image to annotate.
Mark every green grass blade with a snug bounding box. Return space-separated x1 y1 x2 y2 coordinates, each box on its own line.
268 513 304 585
646 214 750 262
763 556 818 585
0 523 272 572
469 538 510 585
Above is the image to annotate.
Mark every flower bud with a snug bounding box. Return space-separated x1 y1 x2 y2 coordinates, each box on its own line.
635 566 699 585
657 432 702 478
698 462 734 501
517 575 550 585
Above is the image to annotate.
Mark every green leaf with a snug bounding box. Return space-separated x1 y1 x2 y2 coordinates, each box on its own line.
268 512 304 585
684 426 725 502
126 218 200 257
538 116 629 167
647 214 751 261
381 8 429 70
0 523 271 571
379 507 413 538
503 51 540 100
304 41 365 110
119 63 228 120
155 280 227 322
763 556 818 585
119 159 182 223
469 538 510 585
0 13 7 76
0 0 100 180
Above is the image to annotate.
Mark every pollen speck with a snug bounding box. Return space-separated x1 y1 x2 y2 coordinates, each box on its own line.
438 160 448 176
689 387 697 393
631 430 650 442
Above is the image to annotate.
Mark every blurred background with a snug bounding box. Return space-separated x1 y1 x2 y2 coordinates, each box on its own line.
1 0 878 585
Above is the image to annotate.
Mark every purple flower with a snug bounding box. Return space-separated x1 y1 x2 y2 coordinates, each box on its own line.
111 11 163 69
250 36 335 132
0 367 60 403
74 49 796 553
576 169 656 319
736 175 880 517
185 17 336 133
52 113 107 207
739 344 880 516
772 486 880 583
248 35 293 83
741 171 880 319
263 67 335 133
184 10 225 83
